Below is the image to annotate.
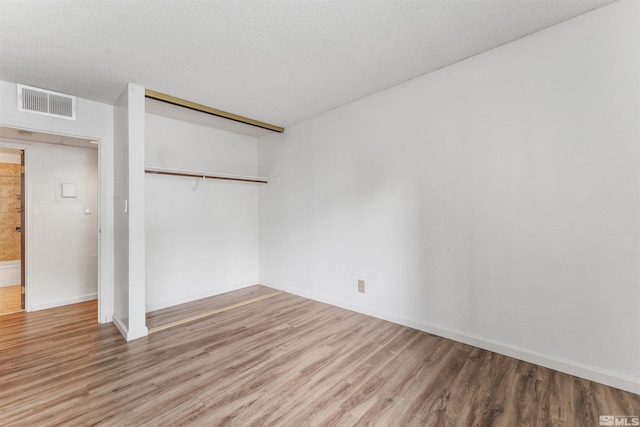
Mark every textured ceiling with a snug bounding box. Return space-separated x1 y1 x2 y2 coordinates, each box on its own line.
0 0 618 129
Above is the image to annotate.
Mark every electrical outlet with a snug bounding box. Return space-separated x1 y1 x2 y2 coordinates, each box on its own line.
358 280 365 293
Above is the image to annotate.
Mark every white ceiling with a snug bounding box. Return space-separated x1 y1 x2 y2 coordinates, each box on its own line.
0 0 618 131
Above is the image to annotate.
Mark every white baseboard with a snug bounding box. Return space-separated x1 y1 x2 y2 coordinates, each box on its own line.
112 314 149 341
278 286 640 395
0 260 21 287
29 293 97 312
112 313 128 338
127 325 149 341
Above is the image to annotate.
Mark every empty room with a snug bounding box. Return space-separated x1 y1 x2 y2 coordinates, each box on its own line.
0 0 638 425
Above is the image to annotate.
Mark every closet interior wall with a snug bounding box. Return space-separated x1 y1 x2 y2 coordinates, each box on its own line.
144 113 260 312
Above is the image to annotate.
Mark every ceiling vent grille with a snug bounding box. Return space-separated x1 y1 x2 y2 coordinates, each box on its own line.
17 84 76 120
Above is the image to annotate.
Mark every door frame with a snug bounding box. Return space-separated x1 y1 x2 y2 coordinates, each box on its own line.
20 149 25 309
0 132 106 320
0 142 28 309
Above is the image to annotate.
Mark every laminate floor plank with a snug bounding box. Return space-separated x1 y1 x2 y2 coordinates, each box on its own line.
146 285 279 329
0 284 22 316
1 290 639 426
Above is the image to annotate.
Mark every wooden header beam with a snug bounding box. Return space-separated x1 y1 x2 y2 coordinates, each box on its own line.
145 89 285 133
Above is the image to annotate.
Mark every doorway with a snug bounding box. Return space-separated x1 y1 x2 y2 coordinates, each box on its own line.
0 127 99 316
0 147 24 315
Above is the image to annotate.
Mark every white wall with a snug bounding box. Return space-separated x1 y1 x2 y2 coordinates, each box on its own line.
0 80 114 322
112 83 147 341
25 142 98 310
145 113 260 311
258 0 640 393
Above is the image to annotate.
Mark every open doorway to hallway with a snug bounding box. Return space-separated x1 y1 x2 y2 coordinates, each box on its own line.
0 147 23 315
0 127 98 315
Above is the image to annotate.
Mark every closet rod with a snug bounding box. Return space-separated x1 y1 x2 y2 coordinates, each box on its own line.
145 89 285 133
145 169 268 184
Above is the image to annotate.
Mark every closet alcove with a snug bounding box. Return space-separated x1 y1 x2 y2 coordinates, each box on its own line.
143 93 280 330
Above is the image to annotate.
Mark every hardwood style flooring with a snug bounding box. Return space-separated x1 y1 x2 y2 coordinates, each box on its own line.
0 284 22 315
146 285 283 332
1 286 638 426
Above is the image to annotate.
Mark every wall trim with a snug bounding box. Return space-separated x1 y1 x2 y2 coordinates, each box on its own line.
111 314 148 341
277 285 640 395
112 314 128 339
127 325 149 341
30 293 97 312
